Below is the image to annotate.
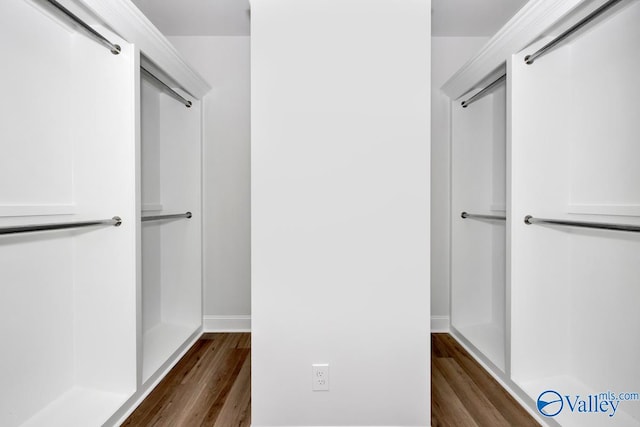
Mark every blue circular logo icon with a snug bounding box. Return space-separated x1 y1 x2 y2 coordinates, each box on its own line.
537 390 563 417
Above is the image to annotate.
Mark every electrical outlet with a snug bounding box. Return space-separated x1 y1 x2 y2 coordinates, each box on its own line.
312 364 329 391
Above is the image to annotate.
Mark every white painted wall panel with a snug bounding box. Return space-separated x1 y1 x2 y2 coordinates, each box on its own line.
168 36 252 322
0 0 73 212
251 1 430 425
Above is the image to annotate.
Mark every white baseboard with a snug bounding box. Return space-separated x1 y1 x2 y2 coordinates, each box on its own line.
203 315 251 332
431 315 450 332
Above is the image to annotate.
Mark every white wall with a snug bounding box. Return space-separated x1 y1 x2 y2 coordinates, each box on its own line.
168 36 251 331
430 36 489 331
168 33 488 337
251 1 430 425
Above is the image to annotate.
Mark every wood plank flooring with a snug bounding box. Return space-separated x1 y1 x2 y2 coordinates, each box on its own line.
124 332 538 426
122 333 251 427
432 333 540 426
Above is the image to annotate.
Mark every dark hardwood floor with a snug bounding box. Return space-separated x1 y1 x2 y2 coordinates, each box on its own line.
122 333 251 427
124 332 538 426
431 333 540 426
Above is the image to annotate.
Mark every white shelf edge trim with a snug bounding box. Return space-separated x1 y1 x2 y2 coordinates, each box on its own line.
567 204 640 217
142 322 200 383
141 203 164 213
109 329 202 427
441 0 587 99
452 322 506 373
77 0 211 98
431 315 450 332
0 204 76 217
203 315 252 332
20 387 131 427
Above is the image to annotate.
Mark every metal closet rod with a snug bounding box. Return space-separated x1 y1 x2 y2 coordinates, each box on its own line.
461 74 506 108
45 0 121 55
142 212 192 222
524 215 640 233
461 211 506 221
524 0 623 64
141 67 193 108
0 217 121 236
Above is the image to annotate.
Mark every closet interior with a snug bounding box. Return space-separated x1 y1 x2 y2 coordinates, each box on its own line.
510 0 640 425
0 1 209 426
451 70 507 372
140 63 202 384
446 0 640 425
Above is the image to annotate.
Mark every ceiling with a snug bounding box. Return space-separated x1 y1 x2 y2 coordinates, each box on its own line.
432 0 529 36
131 0 529 37
131 0 251 36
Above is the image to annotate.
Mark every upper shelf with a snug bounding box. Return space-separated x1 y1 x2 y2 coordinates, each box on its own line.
441 0 597 100
77 0 211 98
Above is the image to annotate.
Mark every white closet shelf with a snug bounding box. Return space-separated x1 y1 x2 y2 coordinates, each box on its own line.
518 375 640 427
142 322 200 383
141 203 164 213
0 205 76 218
567 204 640 218
20 386 130 427
454 322 505 372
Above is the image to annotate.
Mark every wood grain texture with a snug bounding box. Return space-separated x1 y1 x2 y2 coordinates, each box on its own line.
125 332 536 427
122 333 251 427
432 333 540 427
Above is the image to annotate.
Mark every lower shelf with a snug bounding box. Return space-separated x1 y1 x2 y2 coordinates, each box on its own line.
21 386 130 427
142 322 199 383
454 322 505 372
519 375 640 427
